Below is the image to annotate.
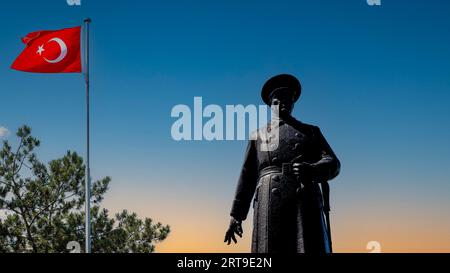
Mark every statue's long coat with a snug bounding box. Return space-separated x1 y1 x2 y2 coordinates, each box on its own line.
230 118 340 253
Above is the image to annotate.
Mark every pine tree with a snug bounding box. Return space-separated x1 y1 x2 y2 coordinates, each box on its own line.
0 126 170 253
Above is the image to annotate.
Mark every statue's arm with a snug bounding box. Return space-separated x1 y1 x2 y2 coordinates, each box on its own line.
230 140 258 221
311 127 341 181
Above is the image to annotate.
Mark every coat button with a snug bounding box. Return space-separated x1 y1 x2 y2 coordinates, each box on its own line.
272 188 279 195
295 133 301 138
272 175 280 182
272 157 278 164
292 143 301 151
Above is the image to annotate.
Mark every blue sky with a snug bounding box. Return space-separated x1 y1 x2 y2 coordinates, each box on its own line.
1 0 450 252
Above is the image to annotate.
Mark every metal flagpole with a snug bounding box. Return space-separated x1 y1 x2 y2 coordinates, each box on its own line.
83 18 92 254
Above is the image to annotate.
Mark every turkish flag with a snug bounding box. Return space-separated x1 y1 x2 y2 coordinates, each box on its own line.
11 26 82 73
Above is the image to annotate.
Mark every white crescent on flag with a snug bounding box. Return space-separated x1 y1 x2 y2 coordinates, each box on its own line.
44 37 68 64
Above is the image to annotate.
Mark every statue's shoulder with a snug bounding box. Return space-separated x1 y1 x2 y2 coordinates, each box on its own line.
289 118 319 134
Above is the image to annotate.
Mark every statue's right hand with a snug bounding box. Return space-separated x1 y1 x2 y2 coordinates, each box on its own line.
224 217 243 245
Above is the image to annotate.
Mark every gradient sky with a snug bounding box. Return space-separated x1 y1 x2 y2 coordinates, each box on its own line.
1 0 450 253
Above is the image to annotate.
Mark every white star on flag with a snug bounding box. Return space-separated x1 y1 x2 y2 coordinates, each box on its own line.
36 45 45 56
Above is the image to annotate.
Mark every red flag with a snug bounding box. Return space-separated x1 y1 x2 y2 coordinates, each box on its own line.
11 26 82 73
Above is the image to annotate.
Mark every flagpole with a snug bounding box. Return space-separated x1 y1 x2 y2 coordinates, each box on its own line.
83 18 92 254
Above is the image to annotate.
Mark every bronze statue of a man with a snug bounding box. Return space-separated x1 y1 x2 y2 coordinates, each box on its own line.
224 74 341 253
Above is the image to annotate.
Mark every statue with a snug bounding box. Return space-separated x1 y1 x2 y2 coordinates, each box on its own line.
224 74 341 253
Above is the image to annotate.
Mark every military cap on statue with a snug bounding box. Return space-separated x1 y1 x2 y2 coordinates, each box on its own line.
261 74 302 105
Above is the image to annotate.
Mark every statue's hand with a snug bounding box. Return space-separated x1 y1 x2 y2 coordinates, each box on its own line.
293 162 316 180
224 217 243 245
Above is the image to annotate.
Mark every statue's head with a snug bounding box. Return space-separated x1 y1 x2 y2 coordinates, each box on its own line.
261 74 301 117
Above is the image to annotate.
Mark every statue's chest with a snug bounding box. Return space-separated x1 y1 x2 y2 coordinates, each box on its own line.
256 123 314 167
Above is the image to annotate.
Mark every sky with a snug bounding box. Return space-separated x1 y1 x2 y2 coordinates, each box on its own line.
1 0 450 253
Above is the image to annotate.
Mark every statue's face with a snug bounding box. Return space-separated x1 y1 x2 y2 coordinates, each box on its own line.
270 89 295 116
